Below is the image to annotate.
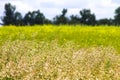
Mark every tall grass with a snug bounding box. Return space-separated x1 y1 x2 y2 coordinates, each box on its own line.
0 25 120 79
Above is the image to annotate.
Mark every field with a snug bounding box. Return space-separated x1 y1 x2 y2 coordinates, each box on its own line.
0 25 120 80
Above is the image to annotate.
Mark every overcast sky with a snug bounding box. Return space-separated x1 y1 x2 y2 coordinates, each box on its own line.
0 0 120 23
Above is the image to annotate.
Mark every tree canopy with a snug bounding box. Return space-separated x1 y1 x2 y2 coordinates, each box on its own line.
2 3 16 25
114 7 120 25
53 8 69 25
23 10 45 25
80 9 96 25
1 3 120 26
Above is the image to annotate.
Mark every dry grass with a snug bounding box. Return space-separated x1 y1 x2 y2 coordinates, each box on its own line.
0 40 120 80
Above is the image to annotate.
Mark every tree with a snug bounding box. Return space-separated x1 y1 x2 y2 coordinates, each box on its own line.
34 10 45 25
114 7 120 25
62 9 67 17
44 19 52 24
2 3 23 26
53 8 69 25
69 15 80 24
24 12 33 25
97 18 113 25
2 3 16 25
23 10 45 25
14 12 23 26
80 9 96 25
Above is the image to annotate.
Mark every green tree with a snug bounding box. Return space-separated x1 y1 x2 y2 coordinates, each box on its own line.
2 3 23 26
34 10 45 25
53 8 69 25
80 9 96 25
14 12 23 26
2 3 16 25
97 18 113 25
114 7 120 25
69 15 80 25
23 10 45 25
24 12 33 25
44 19 52 24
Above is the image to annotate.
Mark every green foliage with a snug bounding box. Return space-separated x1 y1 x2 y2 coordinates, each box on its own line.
14 12 23 26
80 9 96 25
2 3 23 26
97 18 113 25
69 15 80 24
2 77 14 80
2 3 16 25
24 10 45 25
53 8 69 24
114 7 120 25
2 3 120 26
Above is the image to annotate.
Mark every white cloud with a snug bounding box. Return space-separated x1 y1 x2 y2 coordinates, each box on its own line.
85 0 119 19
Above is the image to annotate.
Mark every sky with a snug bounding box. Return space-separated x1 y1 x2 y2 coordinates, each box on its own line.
0 0 120 23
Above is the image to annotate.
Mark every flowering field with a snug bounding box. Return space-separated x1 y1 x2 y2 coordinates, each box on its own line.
0 25 120 80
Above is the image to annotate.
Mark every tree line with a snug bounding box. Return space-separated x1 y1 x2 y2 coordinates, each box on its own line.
1 3 120 26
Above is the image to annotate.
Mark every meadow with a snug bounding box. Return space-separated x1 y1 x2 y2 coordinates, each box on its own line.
0 25 120 80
